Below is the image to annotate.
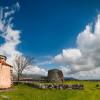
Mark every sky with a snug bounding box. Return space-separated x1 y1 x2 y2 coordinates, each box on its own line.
1 0 100 79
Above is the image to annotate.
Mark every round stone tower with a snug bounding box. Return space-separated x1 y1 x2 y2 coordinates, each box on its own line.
48 69 64 82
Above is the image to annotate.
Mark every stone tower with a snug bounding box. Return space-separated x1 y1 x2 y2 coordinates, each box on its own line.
48 69 64 82
0 55 13 89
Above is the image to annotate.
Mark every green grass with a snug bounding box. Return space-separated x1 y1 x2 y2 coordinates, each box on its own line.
0 81 100 100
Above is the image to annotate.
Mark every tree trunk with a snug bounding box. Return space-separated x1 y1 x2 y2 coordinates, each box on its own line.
17 74 20 84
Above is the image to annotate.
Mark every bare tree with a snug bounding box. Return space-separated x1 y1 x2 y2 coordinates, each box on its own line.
14 55 34 83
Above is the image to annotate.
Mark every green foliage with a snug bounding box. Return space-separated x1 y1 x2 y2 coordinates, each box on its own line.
0 81 100 100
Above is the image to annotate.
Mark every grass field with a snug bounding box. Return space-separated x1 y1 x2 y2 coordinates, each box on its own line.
0 81 100 100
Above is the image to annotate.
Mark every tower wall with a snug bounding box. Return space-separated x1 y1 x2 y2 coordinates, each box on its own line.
48 69 64 82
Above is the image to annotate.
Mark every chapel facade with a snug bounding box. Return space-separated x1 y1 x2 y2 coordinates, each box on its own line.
0 55 13 89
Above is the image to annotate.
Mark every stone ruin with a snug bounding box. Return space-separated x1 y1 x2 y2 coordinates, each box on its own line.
25 82 84 90
47 69 64 82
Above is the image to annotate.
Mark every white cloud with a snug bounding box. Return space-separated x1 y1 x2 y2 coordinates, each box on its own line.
71 68 100 80
0 3 47 76
23 66 47 76
55 49 81 64
0 2 22 65
54 14 100 78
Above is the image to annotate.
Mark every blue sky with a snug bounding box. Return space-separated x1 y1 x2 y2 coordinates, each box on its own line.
1 0 100 78
0 0 99 56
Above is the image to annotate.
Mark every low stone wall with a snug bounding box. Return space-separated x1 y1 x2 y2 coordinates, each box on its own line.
25 83 84 90
13 81 84 90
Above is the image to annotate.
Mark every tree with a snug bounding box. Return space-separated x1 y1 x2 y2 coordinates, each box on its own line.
14 55 34 83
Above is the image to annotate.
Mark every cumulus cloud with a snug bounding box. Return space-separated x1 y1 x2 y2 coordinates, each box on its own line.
68 67 100 80
55 49 81 65
0 3 47 75
0 2 22 64
54 14 100 76
23 66 47 76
